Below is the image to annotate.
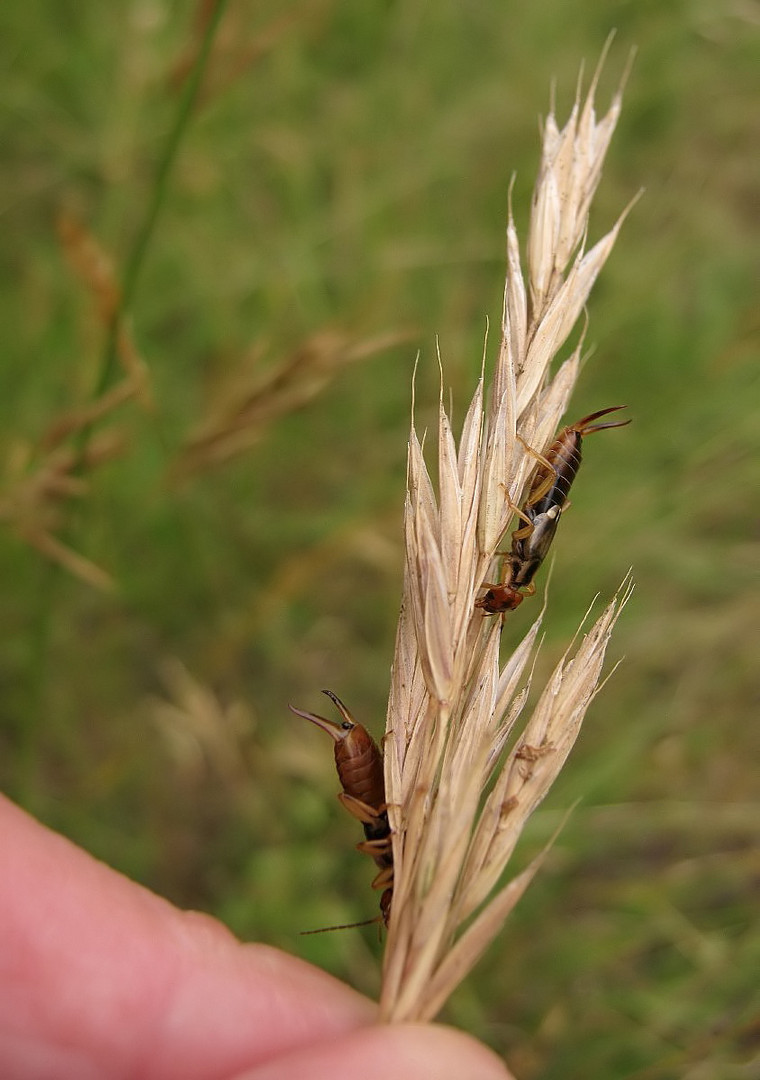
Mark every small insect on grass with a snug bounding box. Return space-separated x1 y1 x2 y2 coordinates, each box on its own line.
289 690 393 931
476 406 631 615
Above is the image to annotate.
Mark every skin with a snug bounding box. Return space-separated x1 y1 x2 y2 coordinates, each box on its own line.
0 794 514 1080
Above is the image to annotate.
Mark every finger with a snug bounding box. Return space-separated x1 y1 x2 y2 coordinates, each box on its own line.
0 795 375 1079
231 1022 515 1080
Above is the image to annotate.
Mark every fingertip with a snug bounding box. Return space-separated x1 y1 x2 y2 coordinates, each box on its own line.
380 1024 514 1080
233 1020 514 1080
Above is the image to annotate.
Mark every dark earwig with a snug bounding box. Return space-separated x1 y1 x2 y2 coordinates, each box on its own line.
477 406 630 615
288 690 393 927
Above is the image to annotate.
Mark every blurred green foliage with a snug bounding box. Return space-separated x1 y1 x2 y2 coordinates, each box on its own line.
1 1 758 1076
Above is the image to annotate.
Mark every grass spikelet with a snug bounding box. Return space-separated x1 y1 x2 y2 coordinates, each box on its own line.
379 55 634 1023
173 328 411 480
0 423 127 591
57 212 154 413
150 658 252 786
0 216 158 590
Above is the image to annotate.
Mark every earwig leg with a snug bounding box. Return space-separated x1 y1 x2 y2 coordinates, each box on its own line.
484 547 518 585
523 465 559 509
516 507 533 528
338 791 385 825
516 433 555 473
369 865 394 891
511 519 534 542
491 490 540 549
510 505 535 536
494 494 534 535
515 433 564 509
358 836 393 858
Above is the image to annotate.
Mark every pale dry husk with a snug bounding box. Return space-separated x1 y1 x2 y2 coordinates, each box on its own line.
380 52 635 1023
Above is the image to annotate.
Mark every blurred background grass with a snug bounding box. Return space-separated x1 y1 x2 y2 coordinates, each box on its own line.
1 1 758 1076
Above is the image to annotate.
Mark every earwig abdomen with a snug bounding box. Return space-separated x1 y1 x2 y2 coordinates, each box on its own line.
289 690 393 926
333 726 385 819
527 430 583 517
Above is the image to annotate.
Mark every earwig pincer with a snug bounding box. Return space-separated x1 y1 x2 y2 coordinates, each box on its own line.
288 690 393 927
477 406 630 615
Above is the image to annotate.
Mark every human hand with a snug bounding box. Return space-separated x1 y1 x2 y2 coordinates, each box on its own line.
0 794 513 1079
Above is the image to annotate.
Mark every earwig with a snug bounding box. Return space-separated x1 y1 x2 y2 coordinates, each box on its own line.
288 690 393 928
477 406 630 615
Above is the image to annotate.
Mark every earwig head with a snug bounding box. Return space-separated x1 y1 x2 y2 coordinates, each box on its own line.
475 584 525 615
288 689 356 743
571 404 631 437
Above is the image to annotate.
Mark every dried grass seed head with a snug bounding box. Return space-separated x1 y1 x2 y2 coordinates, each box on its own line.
379 55 634 1023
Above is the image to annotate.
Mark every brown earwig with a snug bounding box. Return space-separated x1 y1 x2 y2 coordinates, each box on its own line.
288 690 392 928
477 406 630 615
